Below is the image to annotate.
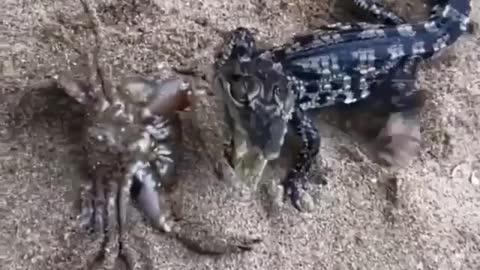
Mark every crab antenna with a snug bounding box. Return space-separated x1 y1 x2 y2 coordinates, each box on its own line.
79 0 122 107
84 51 106 109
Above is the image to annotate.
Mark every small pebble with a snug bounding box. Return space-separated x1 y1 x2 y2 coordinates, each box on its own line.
194 17 208 27
470 171 479 186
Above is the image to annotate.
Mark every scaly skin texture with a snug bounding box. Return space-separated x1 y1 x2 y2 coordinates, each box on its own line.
214 0 472 211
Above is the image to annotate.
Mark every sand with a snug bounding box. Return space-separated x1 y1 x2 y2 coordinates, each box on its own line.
0 0 479 269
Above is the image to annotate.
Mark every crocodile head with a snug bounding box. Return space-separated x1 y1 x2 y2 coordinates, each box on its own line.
215 29 296 160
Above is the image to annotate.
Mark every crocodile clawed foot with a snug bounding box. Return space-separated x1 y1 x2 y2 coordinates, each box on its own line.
374 112 422 168
282 178 315 212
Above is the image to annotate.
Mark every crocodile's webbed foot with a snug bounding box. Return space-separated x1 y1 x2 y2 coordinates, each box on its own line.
281 168 327 213
282 176 311 212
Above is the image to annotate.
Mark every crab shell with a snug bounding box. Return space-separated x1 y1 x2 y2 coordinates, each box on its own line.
120 76 195 117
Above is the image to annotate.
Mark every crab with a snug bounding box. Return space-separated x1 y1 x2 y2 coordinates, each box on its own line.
55 59 195 267
57 70 262 266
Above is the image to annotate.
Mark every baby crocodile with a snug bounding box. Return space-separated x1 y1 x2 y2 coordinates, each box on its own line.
213 0 472 211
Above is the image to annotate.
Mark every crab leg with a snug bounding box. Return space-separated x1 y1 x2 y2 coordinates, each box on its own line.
117 162 142 270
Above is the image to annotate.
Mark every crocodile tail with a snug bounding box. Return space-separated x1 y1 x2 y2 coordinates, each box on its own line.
431 0 472 33
419 0 472 56
431 0 471 19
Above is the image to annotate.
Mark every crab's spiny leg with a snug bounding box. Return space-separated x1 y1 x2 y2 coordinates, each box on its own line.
92 173 105 233
85 51 108 111
79 0 121 106
117 162 140 270
77 179 95 229
101 183 119 269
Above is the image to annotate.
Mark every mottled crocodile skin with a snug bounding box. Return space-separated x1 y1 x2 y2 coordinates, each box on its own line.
214 0 472 211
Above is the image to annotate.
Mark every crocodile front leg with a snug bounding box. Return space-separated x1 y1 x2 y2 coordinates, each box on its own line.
282 107 322 212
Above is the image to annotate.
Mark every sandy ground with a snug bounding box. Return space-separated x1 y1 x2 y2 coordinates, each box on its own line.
1 0 479 269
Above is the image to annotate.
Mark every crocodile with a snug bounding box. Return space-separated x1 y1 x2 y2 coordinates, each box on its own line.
213 0 472 211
